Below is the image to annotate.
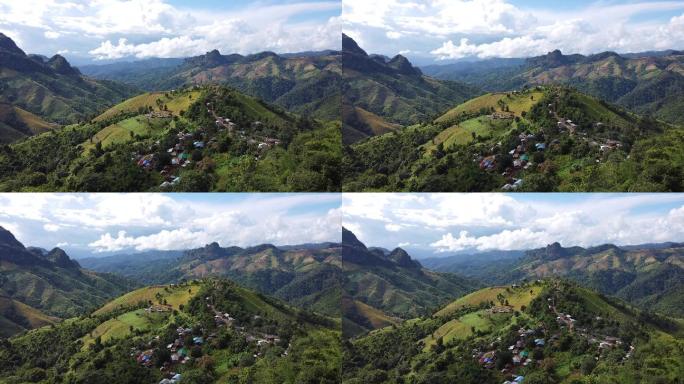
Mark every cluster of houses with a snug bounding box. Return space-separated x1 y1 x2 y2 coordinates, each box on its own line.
145 305 171 313
557 118 577 134
207 103 281 157
147 110 172 119
129 304 287 384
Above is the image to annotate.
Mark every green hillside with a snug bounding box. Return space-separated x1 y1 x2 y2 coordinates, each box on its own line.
83 242 343 318
0 33 137 137
0 296 59 338
0 85 341 192
342 34 479 144
343 279 684 384
82 50 342 122
0 279 341 384
343 86 683 192
342 228 477 337
424 49 684 127
0 227 132 334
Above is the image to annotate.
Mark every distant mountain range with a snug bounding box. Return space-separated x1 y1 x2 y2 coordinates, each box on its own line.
80 241 342 318
424 241 684 318
422 49 684 126
0 226 131 337
81 49 342 121
0 33 137 143
341 227 476 336
342 34 479 144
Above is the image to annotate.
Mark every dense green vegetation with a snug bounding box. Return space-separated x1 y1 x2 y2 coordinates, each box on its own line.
343 279 684 384
342 34 479 144
0 33 137 138
0 279 341 384
81 49 342 122
82 242 343 318
0 227 132 337
0 85 341 192
423 49 684 127
343 86 684 192
342 228 477 337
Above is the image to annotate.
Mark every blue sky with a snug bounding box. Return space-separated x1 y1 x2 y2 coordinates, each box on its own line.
343 193 684 258
0 193 341 258
342 0 684 65
0 0 340 64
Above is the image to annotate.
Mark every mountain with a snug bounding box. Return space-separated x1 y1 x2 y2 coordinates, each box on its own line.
0 226 131 336
424 49 684 126
342 228 477 336
0 33 137 142
81 49 342 121
343 85 684 192
0 84 341 192
424 242 684 318
420 250 526 283
81 242 342 318
0 279 341 383
342 34 479 144
504 242 684 318
343 279 684 383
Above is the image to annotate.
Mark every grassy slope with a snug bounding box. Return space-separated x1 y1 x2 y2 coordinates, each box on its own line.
13 107 56 133
436 91 543 123
0 296 59 337
93 91 199 122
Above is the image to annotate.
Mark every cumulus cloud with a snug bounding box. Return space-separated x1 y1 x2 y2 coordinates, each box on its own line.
342 0 684 61
0 193 340 255
0 0 340 61
343 193 684 257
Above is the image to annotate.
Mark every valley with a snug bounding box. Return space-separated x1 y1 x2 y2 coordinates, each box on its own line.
0 35 341 192
341 227 478 337
342 38 684 192
0 224 342 383
343 83 683 192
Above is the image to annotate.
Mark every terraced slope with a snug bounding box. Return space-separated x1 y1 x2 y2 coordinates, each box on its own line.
424 49 684 125
344 279 684 383
0 85 341 192
0 279 341 383
83 242 343 318
343 85 683 192
82 49 342 121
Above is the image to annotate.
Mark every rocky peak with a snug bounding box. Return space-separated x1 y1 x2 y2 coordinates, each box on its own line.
388 54 422 76
0 226 25 250
46 247 80 269
388 247 422 269
0 33 25 56
342 33 368 56
47 54 81 76
342 227 367 250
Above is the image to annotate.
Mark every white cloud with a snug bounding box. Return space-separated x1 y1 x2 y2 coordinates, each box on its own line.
44 30 60 39
342 0 684 61
0 193 340 255
43 223 61 232
344 193 684 256
0 0 340 60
